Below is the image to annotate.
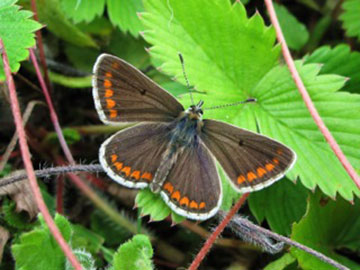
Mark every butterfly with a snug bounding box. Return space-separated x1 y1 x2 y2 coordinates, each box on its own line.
92 54 296 220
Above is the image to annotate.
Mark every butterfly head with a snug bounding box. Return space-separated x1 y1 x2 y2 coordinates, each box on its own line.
186 100 204 120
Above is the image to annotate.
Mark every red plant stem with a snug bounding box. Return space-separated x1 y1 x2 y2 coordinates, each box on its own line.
264 0 360 190
29 49 76 165
0 40 82 270
56 175 65 214
188 193 249 270
30 0 51 90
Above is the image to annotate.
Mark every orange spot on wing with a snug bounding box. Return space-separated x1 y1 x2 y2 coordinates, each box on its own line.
237 175 246 184
141 172 153 182
130 170 140 180
109 110 117 118
247 171 257 182
180 196 189 207
121 166 131 177
257 167 267 177
189 200 198 209
104 79 112 88
106 99 116 109
105 72 113 77
266 163 275 171
105 89 113 97
111 154 118 162
273 158 279 164
112 62 119 69
164 182 174 194
114 162 123 171
277 148 283 155
171 191 180 201
199 202 206 209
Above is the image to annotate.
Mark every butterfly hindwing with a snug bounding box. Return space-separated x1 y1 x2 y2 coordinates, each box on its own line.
92 54 184 124
99 122 175 188
200 119 296 193
160 140 222 220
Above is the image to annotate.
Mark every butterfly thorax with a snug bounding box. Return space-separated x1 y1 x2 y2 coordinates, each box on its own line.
150 107 203 193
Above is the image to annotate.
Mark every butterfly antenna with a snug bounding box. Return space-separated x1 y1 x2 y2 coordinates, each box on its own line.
178 53 195 105
204 98 257 110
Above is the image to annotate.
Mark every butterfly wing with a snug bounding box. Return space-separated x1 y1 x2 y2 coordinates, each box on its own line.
93 54 184 124
160 141 222 220
99 122 175 188
200 119 296 193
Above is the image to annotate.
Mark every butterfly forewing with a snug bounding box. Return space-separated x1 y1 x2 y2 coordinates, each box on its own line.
200 119 296 193
160 141 222 220
99 122 175 188
93 54 184 124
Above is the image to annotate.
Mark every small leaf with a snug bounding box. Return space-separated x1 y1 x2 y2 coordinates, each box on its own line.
0 0 42 81
36 0 98 48
107 0 144 37
66 249 96 270
46 128 81 145
248 179 308 235
264 253 297 270
71 224 105 254
340 0 360 41
135 189 171 221
291 192 360 270
12 214 72 270
273 3 309 50
304 44 360 93
113 234 153 270
60 0 106 24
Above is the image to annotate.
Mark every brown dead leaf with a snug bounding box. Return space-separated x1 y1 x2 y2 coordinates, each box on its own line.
0 170 38 218
0 226 10 262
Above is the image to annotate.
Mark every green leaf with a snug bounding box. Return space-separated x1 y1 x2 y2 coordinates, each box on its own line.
113 234 153 270
142 0 279 100
107 0 144 37
290 192 360 270
66 249 96 270
245 62 360 201
135 189 171 221
0 163 12 177
65 43 99 73
304 44 360 93
2 199 34 230
36 0 98 48
248 179 308 235
0 0 42 81
340 0 360 41
273 3 309 50
46 128 81 145
12 214 72 270
60 0 106 24
264 253 297 270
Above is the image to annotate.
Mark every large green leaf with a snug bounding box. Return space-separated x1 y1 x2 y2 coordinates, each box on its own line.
60 0 106 24
36 0 97 48
273 3 309 51
12 214 72 270
0 0 42 81
340 0 360 41
248 179 308 235
107 0 144 37
291 192 360 270
304 44 360 93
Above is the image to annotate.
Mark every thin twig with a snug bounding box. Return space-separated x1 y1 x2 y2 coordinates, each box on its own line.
0 39 82 270
264 0 360 189
188 193 249 270
30 0 51 90
0 101 44 171
29 49 76 165
222 213 350 270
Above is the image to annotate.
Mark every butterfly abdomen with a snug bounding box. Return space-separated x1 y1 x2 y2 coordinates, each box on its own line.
150 116 201 193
